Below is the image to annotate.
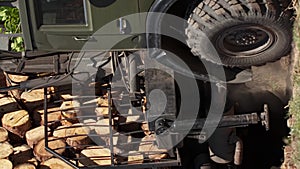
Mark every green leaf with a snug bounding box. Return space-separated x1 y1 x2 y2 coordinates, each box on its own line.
1 6 24 51
16 37 23 44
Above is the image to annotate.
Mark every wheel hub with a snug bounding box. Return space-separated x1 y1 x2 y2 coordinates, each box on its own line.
216 25 275 58
230 30 259 46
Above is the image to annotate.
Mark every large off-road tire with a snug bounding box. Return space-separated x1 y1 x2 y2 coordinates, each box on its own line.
186 0 294 67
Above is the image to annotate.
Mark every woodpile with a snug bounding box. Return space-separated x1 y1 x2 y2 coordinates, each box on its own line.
0 78 171 169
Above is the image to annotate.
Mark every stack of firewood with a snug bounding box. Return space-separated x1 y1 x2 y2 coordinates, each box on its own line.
0 78 169 168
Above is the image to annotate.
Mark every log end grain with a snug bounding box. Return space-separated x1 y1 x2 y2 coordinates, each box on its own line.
2 110 31 138
33 138 66 162
0 159 13 169
0 142 13 159
40 158 73 169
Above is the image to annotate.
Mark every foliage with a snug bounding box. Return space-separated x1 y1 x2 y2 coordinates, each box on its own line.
0 6 24 51
289 0 300 167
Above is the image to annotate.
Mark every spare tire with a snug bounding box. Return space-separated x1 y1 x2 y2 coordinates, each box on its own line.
186 0 294 67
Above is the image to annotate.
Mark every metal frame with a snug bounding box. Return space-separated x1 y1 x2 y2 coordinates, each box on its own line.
43 86 181 169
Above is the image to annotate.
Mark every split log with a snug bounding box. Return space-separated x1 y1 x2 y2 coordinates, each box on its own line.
26 126 50 148
33 137 66 162
0 142 13 159
0 127 8 142
65 124 91 150
128 151 143 164
2 110 31 138
60 101 80 126
139 135 168 160
0 159 13 169
10 144 32 165
13 163 36 169
79 146 112 166
40 158 73 169
33 107 61 128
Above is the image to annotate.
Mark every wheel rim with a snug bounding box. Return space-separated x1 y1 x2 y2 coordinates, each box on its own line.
216 25 275 58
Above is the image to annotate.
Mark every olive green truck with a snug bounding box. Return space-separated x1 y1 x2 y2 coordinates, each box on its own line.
0 0 294 169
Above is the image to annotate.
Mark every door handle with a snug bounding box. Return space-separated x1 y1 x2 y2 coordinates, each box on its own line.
73 36 93 41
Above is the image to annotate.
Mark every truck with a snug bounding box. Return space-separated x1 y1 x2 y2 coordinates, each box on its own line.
0 0 295 168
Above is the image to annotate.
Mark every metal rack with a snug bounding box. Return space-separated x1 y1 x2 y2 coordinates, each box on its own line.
42 86 181 169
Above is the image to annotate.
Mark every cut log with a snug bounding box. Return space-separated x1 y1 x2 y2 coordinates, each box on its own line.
13 163 36 169
79 146 112 166
5 74 28 99
10 144 32 165
54 124 91 150
53 126 73 140
0 159 13 169
82 119 97 131
26 126 50 148
0 97 19 114
33 107 61 128
0 127 8 142
20 89 49 111
40 158 73 169
94 119 137 153
60 100 80 126
33 137 66 162
97 97 109 107
2 110 31 138
139 135 168 160
95 107 109 118
94 119 111 145
60 94 73 100
128 151 144 164
65 124 91 150
0 142 13 159
95 97 109 118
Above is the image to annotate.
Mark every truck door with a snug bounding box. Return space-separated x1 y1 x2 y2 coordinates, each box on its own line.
22 0 142 51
